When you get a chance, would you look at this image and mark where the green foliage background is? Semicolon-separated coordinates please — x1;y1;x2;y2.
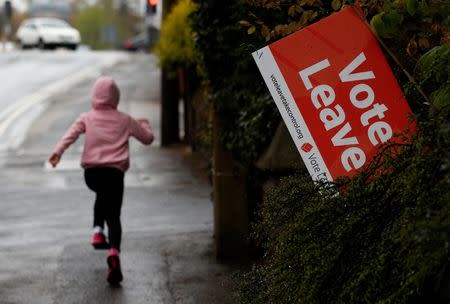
153;0;197;72
72;5;114;49
71;2;137;50
191;0;281;163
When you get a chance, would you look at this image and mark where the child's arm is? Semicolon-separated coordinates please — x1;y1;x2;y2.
129;117;154;145
48;114;86;167
48;153;61;167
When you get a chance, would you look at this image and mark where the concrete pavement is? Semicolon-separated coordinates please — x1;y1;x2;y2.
0;53;237;304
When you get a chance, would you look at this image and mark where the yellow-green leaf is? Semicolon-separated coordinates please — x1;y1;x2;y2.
331;0;341;11
274;24;284;35
295;5;304;14
418;37;430;49
370;13;385;37
305;0;321;6
406;38;418;57
369;12;403;38
248;25;256;34
300;10;317;26
288;5;296;17
405;0;418;16
299;0;308;6
310;11;318;21
288;21;299;34
239;20;250;26
299;11;309;25
262;25;271;41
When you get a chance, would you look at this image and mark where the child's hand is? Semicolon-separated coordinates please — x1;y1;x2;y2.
48;153;61;168
136;118;150;125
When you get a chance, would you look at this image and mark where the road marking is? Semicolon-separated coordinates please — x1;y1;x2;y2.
0;53;129;151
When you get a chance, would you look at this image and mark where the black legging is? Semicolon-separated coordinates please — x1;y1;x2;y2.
84;167;124;251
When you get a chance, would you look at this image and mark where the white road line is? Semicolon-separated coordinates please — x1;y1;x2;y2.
0;65;98;137
0;53;129;150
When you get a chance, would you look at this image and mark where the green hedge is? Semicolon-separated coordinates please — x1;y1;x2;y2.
236;126;449;303
191;0;281;163
190;0;450;302
235;41;450;304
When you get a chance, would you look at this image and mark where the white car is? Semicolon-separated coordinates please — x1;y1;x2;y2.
16;18;81;50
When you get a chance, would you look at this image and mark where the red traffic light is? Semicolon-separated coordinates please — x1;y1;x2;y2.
146;0;157;14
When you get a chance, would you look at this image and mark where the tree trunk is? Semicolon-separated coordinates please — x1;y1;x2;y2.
161;67;180;145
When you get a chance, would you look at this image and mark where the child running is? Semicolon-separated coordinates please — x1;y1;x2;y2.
48;76;154;285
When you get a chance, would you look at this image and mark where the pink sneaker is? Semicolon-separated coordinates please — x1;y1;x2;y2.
106;249;123;285
91;232;110;250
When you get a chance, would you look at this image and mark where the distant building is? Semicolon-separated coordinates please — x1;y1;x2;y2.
29;0;71;21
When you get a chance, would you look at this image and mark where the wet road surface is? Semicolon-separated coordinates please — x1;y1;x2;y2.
0;52;236;304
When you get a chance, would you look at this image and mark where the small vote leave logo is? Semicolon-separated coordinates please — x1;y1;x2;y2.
301;143;313;153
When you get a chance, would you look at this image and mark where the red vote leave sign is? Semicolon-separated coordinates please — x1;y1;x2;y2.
252;7;414;182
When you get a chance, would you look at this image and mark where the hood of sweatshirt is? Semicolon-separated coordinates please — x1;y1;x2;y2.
88;77;126;144
91;76;120;110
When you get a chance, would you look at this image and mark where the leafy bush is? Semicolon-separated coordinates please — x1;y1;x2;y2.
236;125;449;303
227;0;450;303
190;0;449;301
236;40;449;303
191;0;345;163
154;0;197;73
415;43;450;110
191;0;281;163
235;40;450;300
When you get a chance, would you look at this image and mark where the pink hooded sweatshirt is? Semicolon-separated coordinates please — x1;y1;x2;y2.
53;76;154;172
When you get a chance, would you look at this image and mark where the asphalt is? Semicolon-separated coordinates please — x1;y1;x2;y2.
0;53;237;304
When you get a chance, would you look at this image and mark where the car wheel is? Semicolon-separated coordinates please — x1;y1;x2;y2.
68;44;78;51
17;40;26;50
38;38;46;50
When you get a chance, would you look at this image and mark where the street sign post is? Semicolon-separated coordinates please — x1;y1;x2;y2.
253;7;414;182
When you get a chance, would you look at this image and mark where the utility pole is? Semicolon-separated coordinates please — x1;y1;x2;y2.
145;0;158;46
2;1;12;52
119;0;129;16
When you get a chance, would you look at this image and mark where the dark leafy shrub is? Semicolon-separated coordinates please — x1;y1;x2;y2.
235;42;450;303
191;0;281;163
236;116;449;303
190;0;450;301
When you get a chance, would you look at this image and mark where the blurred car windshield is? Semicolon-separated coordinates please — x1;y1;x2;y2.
40;19;70;28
